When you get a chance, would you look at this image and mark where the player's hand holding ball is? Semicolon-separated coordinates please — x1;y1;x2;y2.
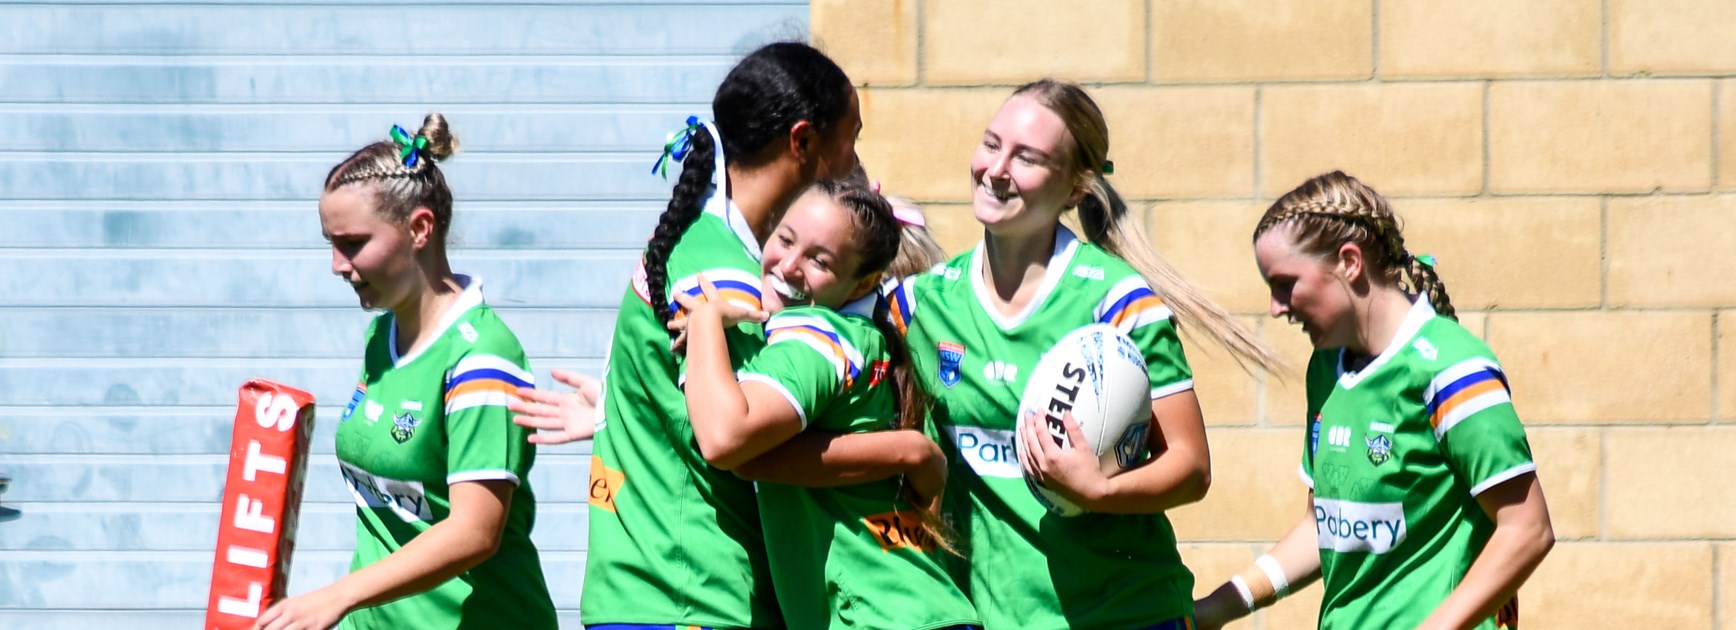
1018;410;1111;510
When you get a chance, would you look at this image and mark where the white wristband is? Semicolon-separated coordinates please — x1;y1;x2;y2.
1256;554;1290;596
1229;575;1256;609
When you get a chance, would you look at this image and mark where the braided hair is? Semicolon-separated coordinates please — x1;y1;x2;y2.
1253;171;1456;320
325;113;459;242
642;42;853;329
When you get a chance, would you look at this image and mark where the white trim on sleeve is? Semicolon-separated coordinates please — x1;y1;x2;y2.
448;470;522;486
738;373;808;428
1150;379;1195;400
1469;462;1536;497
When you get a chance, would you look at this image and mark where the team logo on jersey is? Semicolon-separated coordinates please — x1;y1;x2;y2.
390;412;420;443
459;322;479;343
341;384;366;423
365;400;384;422
1365;434;1394;467
1071;265;1105;280
937;342;966;388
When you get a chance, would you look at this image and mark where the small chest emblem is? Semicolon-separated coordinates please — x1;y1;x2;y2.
1366;434;1394;467
365;400;384;422
341;384;366;423
391;412;420;443
937;342;966;388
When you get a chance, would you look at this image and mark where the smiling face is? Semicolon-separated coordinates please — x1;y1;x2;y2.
969;94;1085;238
320;185;421;313
1254;226;1358;349
760;188;877;314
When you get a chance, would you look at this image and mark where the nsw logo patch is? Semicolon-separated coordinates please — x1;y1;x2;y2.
937;342;966;388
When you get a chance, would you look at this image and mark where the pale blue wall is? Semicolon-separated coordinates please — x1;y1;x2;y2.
0;2;807;626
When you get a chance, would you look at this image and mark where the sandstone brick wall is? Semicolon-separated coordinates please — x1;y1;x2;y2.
813;1;1734;627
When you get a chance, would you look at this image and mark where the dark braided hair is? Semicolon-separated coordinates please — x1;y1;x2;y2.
324;113;459;242
643;42;853;329
1253;170;1457;320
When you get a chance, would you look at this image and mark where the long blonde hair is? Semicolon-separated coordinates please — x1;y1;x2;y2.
1253;171;1456;320
1012;79;1283;372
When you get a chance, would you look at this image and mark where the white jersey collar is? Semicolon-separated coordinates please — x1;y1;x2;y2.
1336;296;1436;389
969;224;1081;332
389;274;484;368
839;292;877;319
696;120;761;263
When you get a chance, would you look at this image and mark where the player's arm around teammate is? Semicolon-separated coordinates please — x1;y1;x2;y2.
258;115;555;630
1193;171;1553;630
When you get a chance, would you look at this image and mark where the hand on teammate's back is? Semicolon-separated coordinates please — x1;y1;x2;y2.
510;369;602;444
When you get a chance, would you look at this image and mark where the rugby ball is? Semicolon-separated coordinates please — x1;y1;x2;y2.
1014;324;1152;516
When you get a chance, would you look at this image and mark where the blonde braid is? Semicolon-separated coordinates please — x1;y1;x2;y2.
1255;171;1457;321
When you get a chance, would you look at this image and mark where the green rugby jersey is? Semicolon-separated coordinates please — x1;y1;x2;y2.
582;186;780;628
334;276;556;630
740;297;979;630
1301;298;1532;630
889;226;1196;629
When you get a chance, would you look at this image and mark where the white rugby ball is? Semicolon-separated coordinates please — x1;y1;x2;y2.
1014;323;1152;516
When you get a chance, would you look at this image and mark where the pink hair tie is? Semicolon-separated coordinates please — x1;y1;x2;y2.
892;205;926;227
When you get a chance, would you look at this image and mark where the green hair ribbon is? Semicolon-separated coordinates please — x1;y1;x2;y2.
651;115;704;180
1414;253;1437;269
389;124;429;168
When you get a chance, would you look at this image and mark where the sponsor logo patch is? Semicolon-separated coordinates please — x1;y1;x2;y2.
589;455;626;512
947;426;1019;478
340;462;432;522
1314;497;1407;554
862;510;935;552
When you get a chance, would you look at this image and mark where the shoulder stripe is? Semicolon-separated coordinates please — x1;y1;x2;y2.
451;355;534;387
881;276;917;336
446;354;532;414
1425;358;1507;407
1426;358;1512;439
766;318;864;388
670;269;764;317
1095;277;1172;332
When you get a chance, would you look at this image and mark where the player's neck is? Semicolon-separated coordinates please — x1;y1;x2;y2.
1349;287;1416;360
391;266;462;356
726;162;801;246
980;223;1058;314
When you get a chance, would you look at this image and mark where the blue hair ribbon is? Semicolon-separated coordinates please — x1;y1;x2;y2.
389;124;428;168
651;115;704;179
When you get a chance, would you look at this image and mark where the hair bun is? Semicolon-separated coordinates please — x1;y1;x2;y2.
417;113;460;162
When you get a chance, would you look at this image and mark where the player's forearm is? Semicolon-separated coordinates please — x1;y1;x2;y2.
324;508;505;613
682;310;753;467
1197;510;1323;625
1083;442;1209;513
734;429;938;486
